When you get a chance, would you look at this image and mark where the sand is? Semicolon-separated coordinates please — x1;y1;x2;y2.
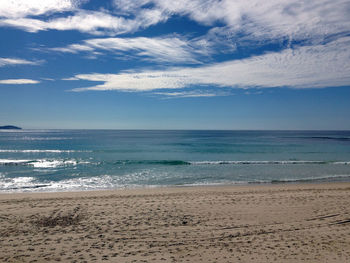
0;183;350;262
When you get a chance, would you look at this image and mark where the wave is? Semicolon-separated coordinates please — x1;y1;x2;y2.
0;159;89;168
110;160;191;166
310;136;350;141
0;176;50;191
189;160;350;165
179;174;350;187
102;160;350;166
31;159;78;168
0;149;90;153
269;174;350;183
288;136;350;141
1;159;349;169
0;159;31;165
3;173;350;193
8;137;73;141
0;175;123;192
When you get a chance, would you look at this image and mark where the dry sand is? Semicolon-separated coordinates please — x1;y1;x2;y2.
0;183;350;262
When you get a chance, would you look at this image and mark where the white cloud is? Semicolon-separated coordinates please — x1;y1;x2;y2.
0;8;168;35
0;18;46;33
1;0;349;45
0;0;80;18
1;0;349;94
0;79;40;84
0;57;41;67
68;37;350;92
113;0;350;46
153;0;350;43
154;90;229;98
45;11;136;34
49;36;208;64
62;77;80;81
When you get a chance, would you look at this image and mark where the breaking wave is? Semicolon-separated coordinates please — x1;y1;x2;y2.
1;159;349;168
2;173;350;193
0;159;89;168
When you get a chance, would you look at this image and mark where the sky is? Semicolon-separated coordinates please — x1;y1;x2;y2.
0;0;350;129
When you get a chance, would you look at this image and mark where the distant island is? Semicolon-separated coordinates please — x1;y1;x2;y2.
0;125;22;130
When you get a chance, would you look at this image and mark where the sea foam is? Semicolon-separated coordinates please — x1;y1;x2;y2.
0;159;88;168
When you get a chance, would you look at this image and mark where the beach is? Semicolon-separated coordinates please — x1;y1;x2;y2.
1;183;350;262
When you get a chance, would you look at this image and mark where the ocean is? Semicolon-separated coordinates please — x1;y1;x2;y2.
1;129;350;192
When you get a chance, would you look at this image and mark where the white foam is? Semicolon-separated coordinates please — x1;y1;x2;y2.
31;159;78;168
13;177;34;183
0;174;113;192
49;175;115;191
0;158;88;168
37;170;154;192
0;176;36;190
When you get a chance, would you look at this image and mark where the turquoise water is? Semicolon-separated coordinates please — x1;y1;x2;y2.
1;130;350;192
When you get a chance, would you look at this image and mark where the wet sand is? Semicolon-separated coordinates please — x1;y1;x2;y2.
1;183;350;262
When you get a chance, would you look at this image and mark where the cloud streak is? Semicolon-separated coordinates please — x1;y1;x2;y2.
49;36;209;64
1;0;349;44
0;8;168;36
0;79;40;84
113;0;350;43
68;37;350;92
0;57;41;67
154;90;230;98
2;0;350;96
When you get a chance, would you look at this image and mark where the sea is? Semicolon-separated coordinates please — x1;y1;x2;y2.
1;129;350;192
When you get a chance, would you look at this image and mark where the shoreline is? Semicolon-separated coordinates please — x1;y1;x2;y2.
1;182;350;262
0;180;349;197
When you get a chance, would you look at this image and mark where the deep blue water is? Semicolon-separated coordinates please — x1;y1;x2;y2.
1;130;350;192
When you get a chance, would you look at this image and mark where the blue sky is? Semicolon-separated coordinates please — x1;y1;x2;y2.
0;0;350;129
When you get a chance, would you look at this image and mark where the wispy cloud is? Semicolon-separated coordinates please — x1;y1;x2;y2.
49;36;209;64
1;0;349;45
2;0;350;96
40;77;55;81
154;90;231;98
0;8;168;35
114;0;350;43
0;79;40;84
197;1;347;42
0;57;42;67
68;37;350;92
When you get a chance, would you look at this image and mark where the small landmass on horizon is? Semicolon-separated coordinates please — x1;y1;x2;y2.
0;125;22;130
